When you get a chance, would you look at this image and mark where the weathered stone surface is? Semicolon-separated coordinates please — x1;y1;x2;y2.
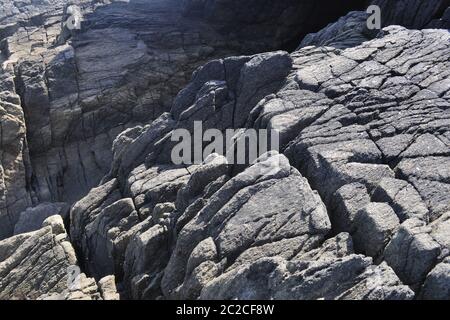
395;156;450;221
70;178;121;250
13;202;68;235
300;0;450;51
81;198;139;280
98;275;120;300
42;215;67;236
66;25;448;300
256;26;449;296
123;223;169;299
372;178;429;222
329;182;371;233
0;218;106;300
420;257;450;300
161;152;331;299
373;0;450;29
352;203;400;258
0;0;449;300
0;0;366;235
38;273;101;301
0;68;32;240
299;11;374;50
430;212;450;259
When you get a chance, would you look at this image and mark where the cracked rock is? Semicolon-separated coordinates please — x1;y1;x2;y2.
0;0;448;300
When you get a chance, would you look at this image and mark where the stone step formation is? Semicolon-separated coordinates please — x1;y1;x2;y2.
0;0;449;300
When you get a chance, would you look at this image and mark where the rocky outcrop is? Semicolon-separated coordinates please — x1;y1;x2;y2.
0;67;32;240
300;0;450;50
373;0;450;28
71;151;412;300
0;0;449;300
264;26;450;298
0;214;118;299
200;233;413;300
160;152;331;299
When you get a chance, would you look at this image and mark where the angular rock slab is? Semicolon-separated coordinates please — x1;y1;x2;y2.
420;257;450;300
0;217;109;300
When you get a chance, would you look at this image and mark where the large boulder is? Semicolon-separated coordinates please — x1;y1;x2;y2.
1;0;449;301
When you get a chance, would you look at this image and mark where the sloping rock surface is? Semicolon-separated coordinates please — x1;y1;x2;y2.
0;0;449;300
69;25;449;299
0;0;366;241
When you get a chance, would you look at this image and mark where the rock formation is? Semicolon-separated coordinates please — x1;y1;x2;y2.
0;0;364;240
0;0;449;300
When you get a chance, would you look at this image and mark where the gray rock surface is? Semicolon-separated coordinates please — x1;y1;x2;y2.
299;11;375;50
13;202;68;235
0;217;115;299
200;233;413;300
0;0;449;300
352;203;400;258
373;0;450;28
384;218;441;288
300;0;450;50
420;257;450;300
161;152;331;299
98;275;120;300
0;67;32;240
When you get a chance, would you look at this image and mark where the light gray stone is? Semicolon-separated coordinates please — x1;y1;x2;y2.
384;219;441;287
352;203;400;258
420;258;450;300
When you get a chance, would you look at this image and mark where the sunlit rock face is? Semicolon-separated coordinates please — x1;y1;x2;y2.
0;0;449;300
0;0;365;233
69;25;449;300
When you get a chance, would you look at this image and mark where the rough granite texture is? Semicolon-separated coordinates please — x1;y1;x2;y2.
0;0;449;300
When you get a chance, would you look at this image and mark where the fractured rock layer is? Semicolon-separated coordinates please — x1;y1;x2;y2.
69;24;449;299
0;0;449;300
0;0;366;240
